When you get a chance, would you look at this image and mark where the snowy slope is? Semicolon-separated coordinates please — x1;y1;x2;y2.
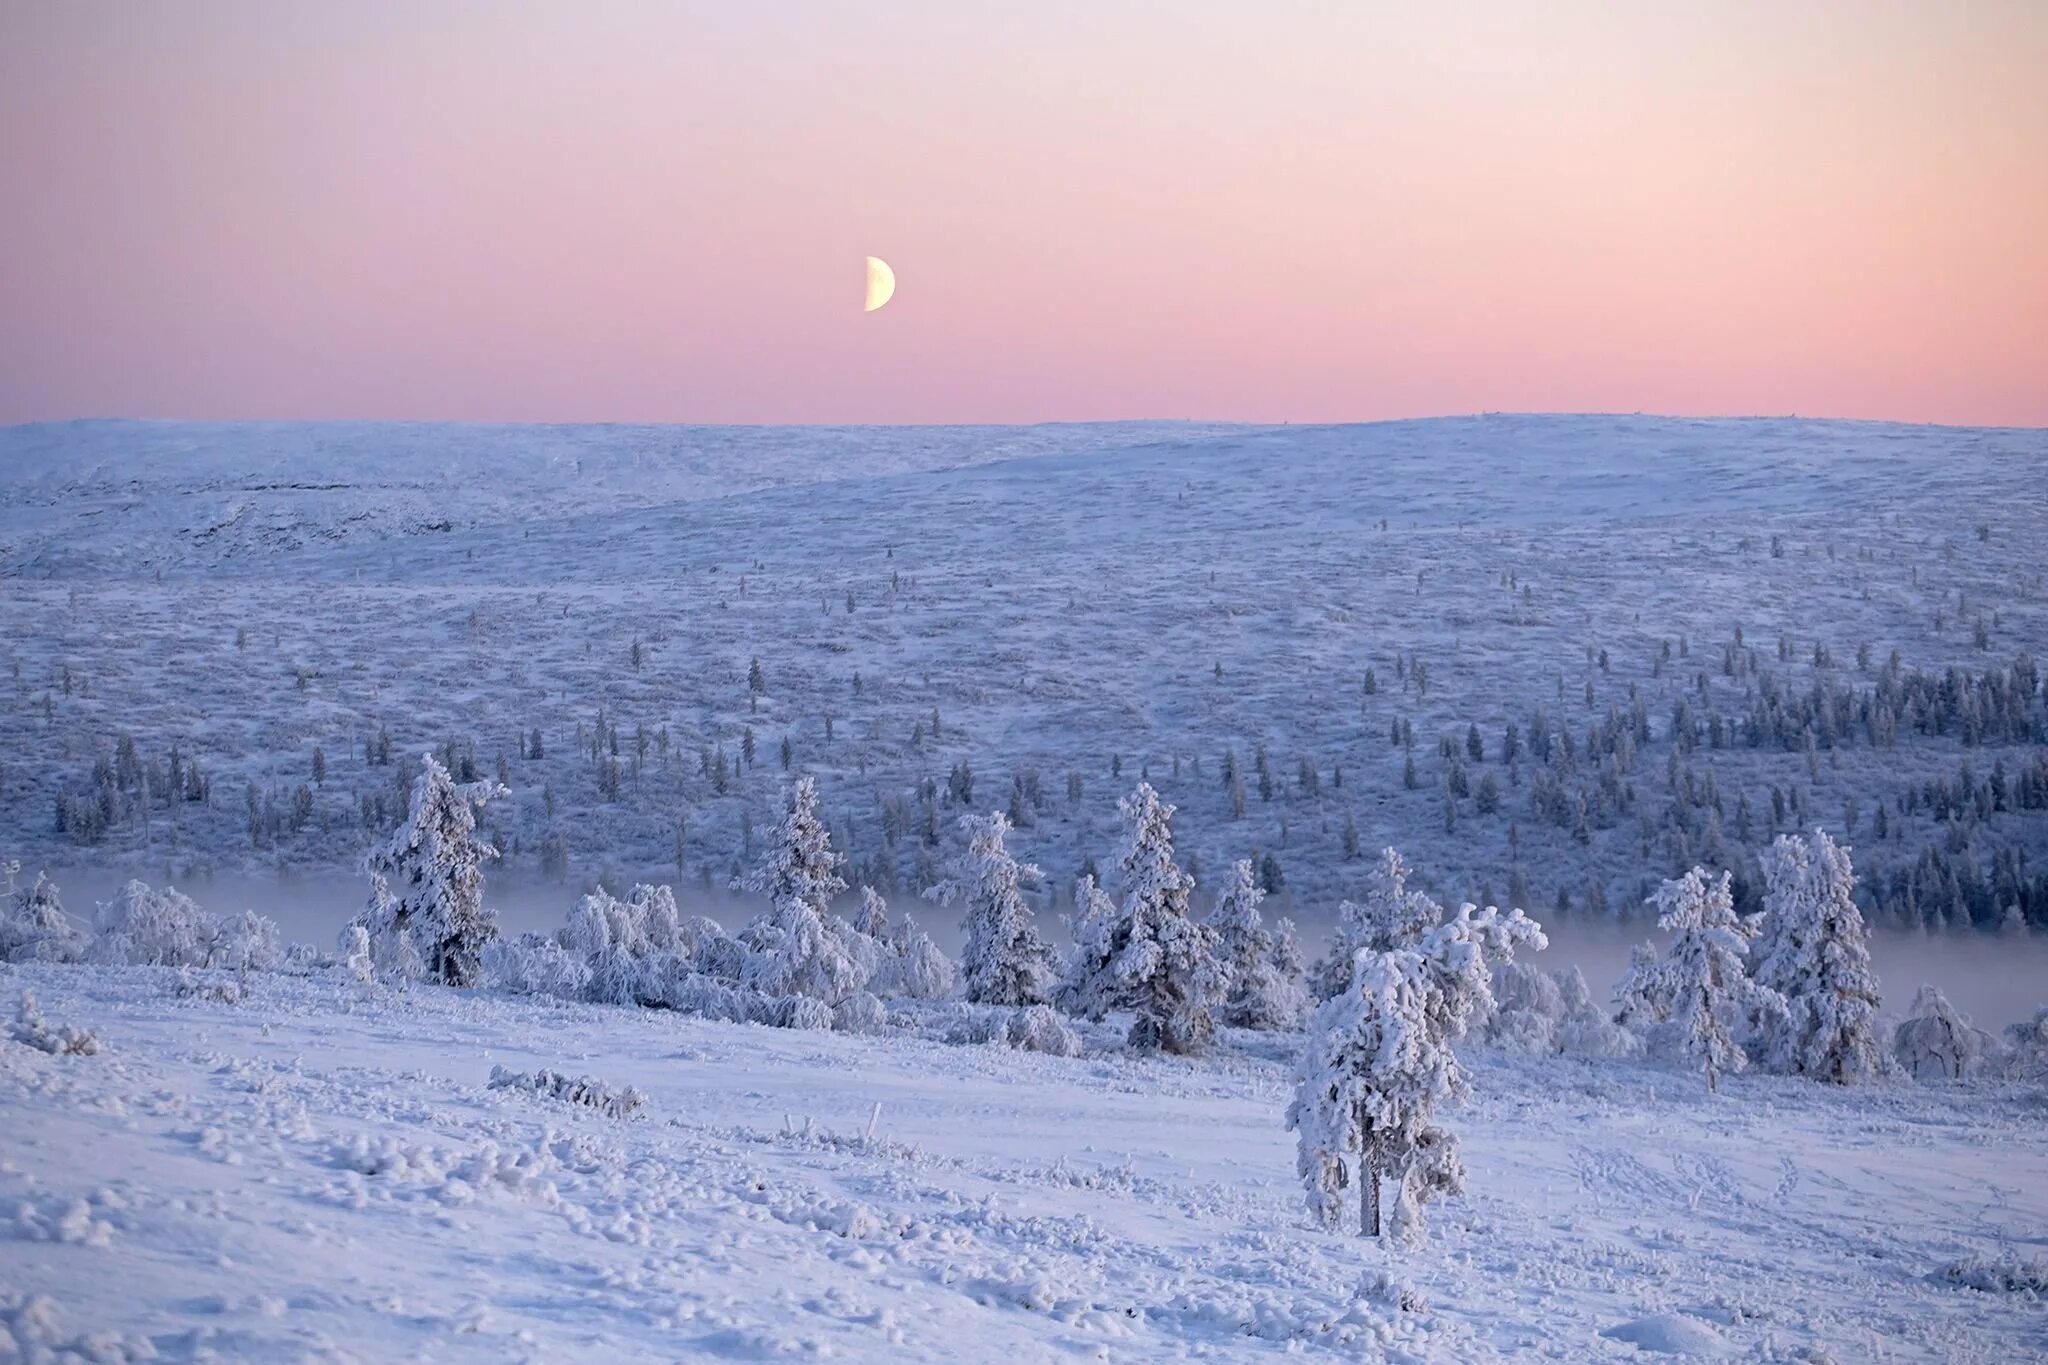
4;414;2045;937
4;959;2045;1361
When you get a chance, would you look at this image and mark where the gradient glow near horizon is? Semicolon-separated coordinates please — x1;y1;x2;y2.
2;2;2044;427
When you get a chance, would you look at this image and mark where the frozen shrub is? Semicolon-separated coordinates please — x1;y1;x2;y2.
1;871;86;965
891;915;959;1000
2001;1006;2048;1081
487;1065;645;1119
1892;985;1997;1082
482;932;591;999
90;879;278;971
1006;1003;1082;1057
10;990;101;1056
832;990;888;1034
775;995;836;1032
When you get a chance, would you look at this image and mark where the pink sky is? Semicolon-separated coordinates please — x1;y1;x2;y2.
2;1;2044;426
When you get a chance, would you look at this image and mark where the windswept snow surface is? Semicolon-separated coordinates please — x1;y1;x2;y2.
4;961;2045;1361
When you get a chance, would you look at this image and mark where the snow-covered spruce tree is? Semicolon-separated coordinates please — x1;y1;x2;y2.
926;810;1057;1007
354;754;506;988
1753;829;1885;1083
1289;898;1545;1240
1;870;85;964
1062;784;1224;1053
1312;847;1442;1000
1057;872;1119;1014
1892;985;1997;1082
735;777;870;1006
1647;867;1778;1092
1206;858;1308;1030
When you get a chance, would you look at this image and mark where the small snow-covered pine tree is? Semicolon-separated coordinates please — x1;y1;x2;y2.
1207;858;1308;1030
1648;867;1771;1092
1290;897;1545;1241
355;753;506;987
1313;848;1441;999
926;810;1056;1007
1063;784;1223;1053
736;777;870;1005
1753;829;1885;1083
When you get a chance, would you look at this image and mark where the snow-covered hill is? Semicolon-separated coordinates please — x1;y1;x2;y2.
4;960;2044;1361
2;413;2045;940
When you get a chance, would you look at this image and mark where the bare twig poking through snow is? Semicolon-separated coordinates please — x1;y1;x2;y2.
487;1065;645;1119
9;990;102;1056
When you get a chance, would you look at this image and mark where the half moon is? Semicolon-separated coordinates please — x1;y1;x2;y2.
864;256;896;312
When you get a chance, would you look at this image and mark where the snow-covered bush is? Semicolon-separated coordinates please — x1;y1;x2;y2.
1488;962;1641;1057
481;930;591;998
935;1001;1082;1056
354;753;506;988
1892;985;1998;1082
1006;1003;1082;1056
1754;830;1885;1083
89;879;280;971
487;1065;645;1119
1060;784;1223;1054
1313;848;1441;1000
832;990;888;1034
2007;1006;2048;1081
855;888;957;1001
775;995;836;1032
9;990;101;1056
0;870;86;965
928;810;1057;1007
1207;859;1308;1031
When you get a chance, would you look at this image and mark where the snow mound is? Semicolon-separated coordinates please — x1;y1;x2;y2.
1600;1312;1730;1355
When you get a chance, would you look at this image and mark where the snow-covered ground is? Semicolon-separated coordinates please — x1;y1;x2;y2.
4;959;2044;1361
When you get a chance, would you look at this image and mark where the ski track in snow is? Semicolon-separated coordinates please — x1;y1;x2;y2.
4;962;2045;1362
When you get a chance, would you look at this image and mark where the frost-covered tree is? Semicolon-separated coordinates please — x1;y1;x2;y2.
1753;830;1885;1083
1;869;85;964
1206;859;1308;1030
736;777;870;1005
1892;985;1997;1081
1289;950;1454;1239
1313;848;1442;1000
1062;784;1223;1053
92;879;279;972
1647;868;1771;1092
927;810;1056;1007
1289;896;1544;1241
354;753;506;987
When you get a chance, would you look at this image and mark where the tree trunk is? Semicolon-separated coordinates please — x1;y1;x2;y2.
1358;1107;1380;1238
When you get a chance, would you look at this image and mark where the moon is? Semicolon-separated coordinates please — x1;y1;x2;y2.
864;256;896;313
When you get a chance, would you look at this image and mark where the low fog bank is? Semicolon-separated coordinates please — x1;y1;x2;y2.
32;868;2048;1034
